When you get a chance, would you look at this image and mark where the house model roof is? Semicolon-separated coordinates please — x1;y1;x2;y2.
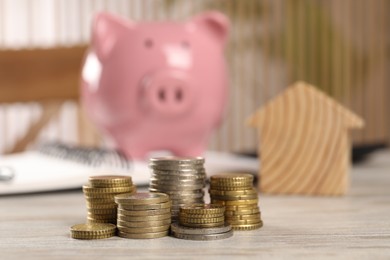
247;81;364;129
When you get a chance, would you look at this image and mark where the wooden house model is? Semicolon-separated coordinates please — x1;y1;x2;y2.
247;81;364;196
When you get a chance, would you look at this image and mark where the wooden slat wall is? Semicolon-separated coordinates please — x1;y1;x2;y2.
0;0;388;154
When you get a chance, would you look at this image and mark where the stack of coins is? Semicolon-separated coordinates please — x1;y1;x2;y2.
115;192;171;239
70;223;116;240
83;175;136;224
209;173;263;231
171;204;233;240
149;157;206;221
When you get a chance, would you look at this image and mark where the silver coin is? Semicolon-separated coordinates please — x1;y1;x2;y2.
150;178;205;185
118;200;172;210
151;175;206;182
150;167;205;173
170;195;204;200
151;166;206;172
150;156;205;165
171;204;205;212
170;223;232;235
170;201;205;207
150;182;204;189
151;169;206;175
170;198;204;204
152;175;206;181
150;164;205;169
118;208;171;216
153;172;205;177
150;162;205;169
168;193;204;200
114;192;169;205
149;188;204;195
171;229;233;241
149;183;204;191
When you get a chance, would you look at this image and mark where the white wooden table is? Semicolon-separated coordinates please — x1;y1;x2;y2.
1;151;390;259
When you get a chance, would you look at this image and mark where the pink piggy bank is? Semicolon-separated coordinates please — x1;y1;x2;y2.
81;12;230;159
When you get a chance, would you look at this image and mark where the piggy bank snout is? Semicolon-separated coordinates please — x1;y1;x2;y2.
142;71;195;117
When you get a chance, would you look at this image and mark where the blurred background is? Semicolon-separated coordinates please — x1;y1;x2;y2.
0;0;389;156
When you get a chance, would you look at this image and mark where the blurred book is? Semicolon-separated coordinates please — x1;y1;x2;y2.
0;142;259;195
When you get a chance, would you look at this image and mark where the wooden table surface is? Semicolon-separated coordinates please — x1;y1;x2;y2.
1;151;390;259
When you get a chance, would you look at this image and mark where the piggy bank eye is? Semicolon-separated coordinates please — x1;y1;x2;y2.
181;41;190;49
144;39;153;48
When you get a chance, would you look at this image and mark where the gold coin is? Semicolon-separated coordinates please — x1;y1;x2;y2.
209;188;257;196
179;222;225;228
179;204;225;215
117;225;170;234
90;182;132;188
88;208;117;215
179;212;224;219
71;232;115;240
118;230;168;239
119;200;172;211
226;218;260;225
210;173;253;182
85;197;115;203
210;194;258;201
115;192;169;205
231;221;263;231
211;199;258;206
118;208;170;216
70;223;116;234
87;218;116;224
89;175;133;187
71;230;115;236
179;216;224;224
87;213;116;220
223;204;259;211
210;173;254;183
86;203;117;209
83;185;135;194
117;219;171;228
225;213;261;221
84;193;120;199
210;182;253;188
209;185;253;191
71;230;115;237
225;208;260;216
118;213;171;222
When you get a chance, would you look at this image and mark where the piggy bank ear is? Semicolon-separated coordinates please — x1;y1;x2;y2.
92;12;133;60
189;11;230;45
